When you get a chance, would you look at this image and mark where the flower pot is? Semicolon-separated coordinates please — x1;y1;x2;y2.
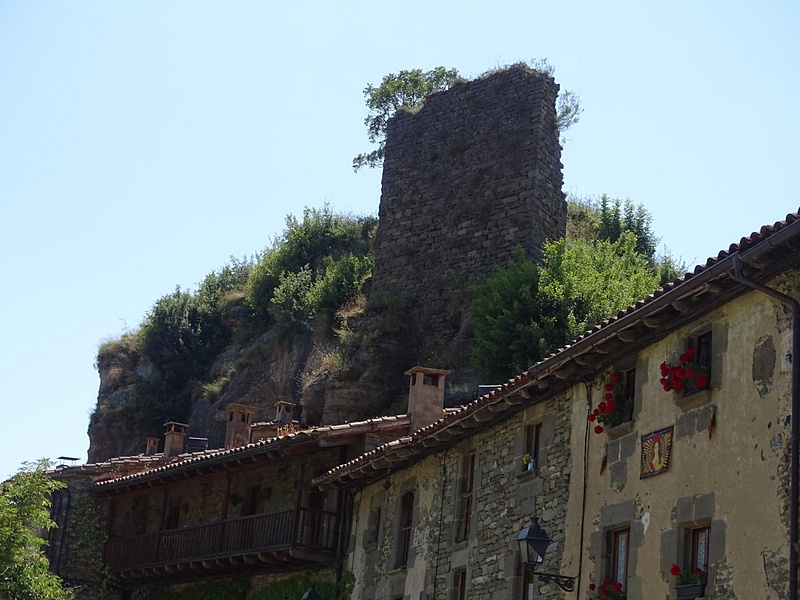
675;582;705;599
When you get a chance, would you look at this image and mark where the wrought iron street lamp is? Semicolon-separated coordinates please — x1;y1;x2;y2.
516;517;576;592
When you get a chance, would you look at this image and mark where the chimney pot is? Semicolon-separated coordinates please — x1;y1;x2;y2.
274;400;295;425
224;404;257;448
163;422;188;457
145;437;159;456
404;366;449;432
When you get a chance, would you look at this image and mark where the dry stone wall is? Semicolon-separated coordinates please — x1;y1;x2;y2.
371;66;566;352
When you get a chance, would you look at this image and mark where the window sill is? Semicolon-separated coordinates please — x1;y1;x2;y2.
606;420;634;440
388;567;408;578
674;388;711;412
516;467;540;481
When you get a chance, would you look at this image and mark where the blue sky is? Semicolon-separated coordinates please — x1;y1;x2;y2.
1;1;798;479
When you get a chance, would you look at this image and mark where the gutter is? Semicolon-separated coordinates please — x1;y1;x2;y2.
732;250;800;600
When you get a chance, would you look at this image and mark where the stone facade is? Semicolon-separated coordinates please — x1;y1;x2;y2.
371;66;566;355
567;278;797;599
319;213;800;600
347;393;572;600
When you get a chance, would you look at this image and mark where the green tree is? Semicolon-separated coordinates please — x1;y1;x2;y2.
469;233;660;381
568;194;685;283
0;460;72;600
248;206;376;320
353;67;460;171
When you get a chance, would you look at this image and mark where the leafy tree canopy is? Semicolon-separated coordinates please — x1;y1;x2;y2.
353;67;460;171
0;460;72;600
469;232;661;382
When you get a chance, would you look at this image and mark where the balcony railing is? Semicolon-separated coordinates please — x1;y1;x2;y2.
105;507;338;573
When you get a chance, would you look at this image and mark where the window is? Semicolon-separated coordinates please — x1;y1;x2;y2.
455;453;475;542
687;331;712;390
523;423;542;471
609;527;629;591
369;506;382;544
163;495;182;530
689;526;710;572
609;367;636;427
522;567;535;600
453;568;467;600
242;485;261;516
396;491;415;568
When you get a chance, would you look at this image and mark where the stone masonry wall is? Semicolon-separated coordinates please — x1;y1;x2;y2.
371;66;566;354
347;392;573;600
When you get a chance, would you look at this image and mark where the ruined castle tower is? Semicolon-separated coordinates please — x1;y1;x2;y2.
370;66;567;358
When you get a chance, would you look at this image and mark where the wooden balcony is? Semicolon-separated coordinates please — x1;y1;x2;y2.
105;507;339;581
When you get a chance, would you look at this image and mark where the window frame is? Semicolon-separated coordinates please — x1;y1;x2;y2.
521;566;535;600
688;525;710;573
395;490;415;569
523;423;542;472
609;527;630;591
453;568;467;600
455;453;476;542
686;330;712;393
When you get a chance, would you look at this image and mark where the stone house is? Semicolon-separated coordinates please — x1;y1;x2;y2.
315;209;800;600
49;394;446;597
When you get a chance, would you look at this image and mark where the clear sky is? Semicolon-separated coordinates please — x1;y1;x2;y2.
1;1;798;480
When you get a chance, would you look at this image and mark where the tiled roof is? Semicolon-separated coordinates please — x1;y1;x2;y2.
93;414;412;492
313;208;800;489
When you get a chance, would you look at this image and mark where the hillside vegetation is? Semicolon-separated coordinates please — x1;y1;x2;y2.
91;197;681;459
92;206;377;448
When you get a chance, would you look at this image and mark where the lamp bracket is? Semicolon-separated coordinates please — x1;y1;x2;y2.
537;572;576;592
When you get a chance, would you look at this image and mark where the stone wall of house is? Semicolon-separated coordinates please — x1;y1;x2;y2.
564;276;797;599
347;392;573;600
370;66;566;359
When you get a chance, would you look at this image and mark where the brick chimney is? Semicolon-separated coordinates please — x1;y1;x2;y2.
145;437;159;456
225;403;257;449
405;366;449;432
163;422;188;457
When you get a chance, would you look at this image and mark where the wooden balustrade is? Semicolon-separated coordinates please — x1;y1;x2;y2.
105;507;338;572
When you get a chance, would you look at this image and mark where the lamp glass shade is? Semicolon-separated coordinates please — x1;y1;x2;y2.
516;517;551;569
300;587;323;600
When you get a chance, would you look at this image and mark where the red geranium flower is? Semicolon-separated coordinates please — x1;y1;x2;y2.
588;412;597;422
611;372;620;382
670;563;682;577
594;425;604;434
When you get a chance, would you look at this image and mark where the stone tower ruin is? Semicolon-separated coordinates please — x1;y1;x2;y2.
370;66;567;358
